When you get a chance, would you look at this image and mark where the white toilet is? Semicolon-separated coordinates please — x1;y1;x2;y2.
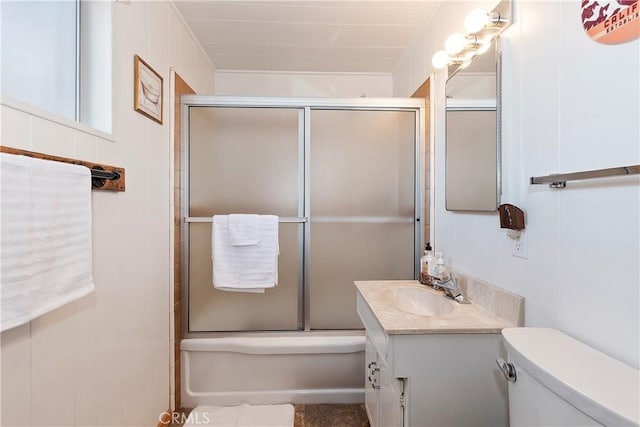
501;327;639;426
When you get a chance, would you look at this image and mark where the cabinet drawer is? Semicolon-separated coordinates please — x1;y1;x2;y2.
357;294;388;361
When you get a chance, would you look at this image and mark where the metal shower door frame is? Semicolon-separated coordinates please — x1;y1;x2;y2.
181;96;425;338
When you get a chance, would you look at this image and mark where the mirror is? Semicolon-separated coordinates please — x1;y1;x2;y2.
445;38;501;212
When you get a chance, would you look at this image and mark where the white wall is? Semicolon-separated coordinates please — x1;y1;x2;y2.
0;2;215;426
394;0;640;368
215;70;393;97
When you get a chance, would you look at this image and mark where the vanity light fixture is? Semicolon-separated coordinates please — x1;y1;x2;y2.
432;50;454;69
465;8;510;34
445;33;493;55
432;0;512;70
464;9;491;33
431;51;470;70
444;33;469;55
432;48;479;70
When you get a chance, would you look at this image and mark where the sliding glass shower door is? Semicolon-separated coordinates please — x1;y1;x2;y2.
309;110;416;329
183;99;422;334
188;107;302;331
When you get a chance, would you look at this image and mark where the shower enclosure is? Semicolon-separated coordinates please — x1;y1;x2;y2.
181;97;425;336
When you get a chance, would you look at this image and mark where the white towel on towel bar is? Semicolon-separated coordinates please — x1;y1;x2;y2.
228;214;260;246
212;215;279;293
0;153;95;332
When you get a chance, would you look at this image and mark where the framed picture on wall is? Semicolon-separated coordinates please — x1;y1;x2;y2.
134;55;163;124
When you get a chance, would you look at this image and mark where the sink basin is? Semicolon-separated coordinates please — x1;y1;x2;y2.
384;287;454;317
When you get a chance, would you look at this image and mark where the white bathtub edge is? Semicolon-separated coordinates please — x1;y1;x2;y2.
182;388;365;407
181;335;366;407
181;335;366;354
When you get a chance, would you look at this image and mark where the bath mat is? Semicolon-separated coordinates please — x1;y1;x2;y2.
184;404;294;427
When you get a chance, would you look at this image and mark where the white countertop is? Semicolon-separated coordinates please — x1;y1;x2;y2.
355;280;519;334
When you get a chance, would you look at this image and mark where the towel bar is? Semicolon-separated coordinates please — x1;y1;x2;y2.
186;217;307;223
530;164;639;188
185;216;415;224
90;166;121;188
0;146;126;191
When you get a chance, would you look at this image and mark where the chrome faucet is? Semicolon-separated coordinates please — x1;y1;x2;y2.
433;272;470;304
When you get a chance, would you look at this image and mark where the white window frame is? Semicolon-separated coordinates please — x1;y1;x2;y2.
0;0;113;139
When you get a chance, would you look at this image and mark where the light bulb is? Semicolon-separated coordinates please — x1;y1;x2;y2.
445;33;467;55
431;50;451;69
464;8;489;33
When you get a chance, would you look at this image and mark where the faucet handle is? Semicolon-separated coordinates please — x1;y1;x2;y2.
432;266;452;283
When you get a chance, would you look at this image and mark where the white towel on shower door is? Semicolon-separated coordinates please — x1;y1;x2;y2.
212;215;279;293
0;153;95;332
228;214;260;246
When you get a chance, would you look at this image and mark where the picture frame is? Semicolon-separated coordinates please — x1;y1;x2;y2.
134;55;163;124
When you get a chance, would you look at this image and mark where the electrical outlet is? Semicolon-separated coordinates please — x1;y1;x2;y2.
511;232;528;259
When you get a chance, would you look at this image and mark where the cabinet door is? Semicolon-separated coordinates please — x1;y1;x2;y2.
364;336;378;426
377;361;404;427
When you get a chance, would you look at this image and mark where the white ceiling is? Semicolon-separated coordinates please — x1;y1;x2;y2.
174;1;442;73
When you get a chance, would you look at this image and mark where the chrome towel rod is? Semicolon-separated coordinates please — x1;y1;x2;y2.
530;164;640;188
185;217;307;223
185;216;414;224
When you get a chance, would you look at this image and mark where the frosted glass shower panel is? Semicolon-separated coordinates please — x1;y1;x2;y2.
189;107;300;217
310;110;416;217
310;223;414;329
189;223;300;331
188;107;301;331
309;109;416;329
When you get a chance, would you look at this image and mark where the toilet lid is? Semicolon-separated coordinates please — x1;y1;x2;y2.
502;327;639;426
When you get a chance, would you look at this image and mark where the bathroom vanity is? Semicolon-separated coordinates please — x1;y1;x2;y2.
355;279;523;427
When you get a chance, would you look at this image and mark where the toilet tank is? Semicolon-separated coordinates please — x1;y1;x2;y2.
502;328;639;427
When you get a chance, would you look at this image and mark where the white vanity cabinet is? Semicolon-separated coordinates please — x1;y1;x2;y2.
365;336;405;427
357;291;510;427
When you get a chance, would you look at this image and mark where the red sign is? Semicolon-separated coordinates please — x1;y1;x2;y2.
582;0;640;44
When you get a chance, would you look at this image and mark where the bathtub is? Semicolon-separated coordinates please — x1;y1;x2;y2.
181;334;365;407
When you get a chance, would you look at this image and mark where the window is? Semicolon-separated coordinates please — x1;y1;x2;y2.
1;0;112;134
1;1;78;120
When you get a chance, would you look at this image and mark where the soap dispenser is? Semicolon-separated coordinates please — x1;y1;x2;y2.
419;243;433;285
432;252;446;282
